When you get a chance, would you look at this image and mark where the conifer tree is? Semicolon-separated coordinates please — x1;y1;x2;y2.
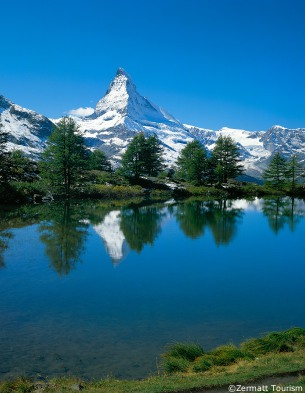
40;117;88;195
120;133;164;179
263;152;287;190
0;125;10;185
285;154;304;192
120;133;147;179
176;140;207;184
87;150;112;172
211;135;244;183
8;150;38;182
144;134;164;176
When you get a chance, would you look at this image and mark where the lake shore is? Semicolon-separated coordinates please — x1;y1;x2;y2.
1;351;304;393
1;178;305;205
1;329;305;393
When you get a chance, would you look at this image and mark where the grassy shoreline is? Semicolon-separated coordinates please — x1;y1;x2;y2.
1;352;304;393
1;175;305;204
1;329;305;393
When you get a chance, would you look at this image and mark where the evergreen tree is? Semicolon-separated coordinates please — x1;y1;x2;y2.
0;125;10;185
285;154;304;192
8;150;38;182
176;140;207;184
144;134;164;176
263;152;287;190
40;117;88;195
211;135;244;183
120;133;146;179
87;150;112;172
120;133;164;179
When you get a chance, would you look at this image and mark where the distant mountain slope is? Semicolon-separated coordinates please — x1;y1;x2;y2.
0;95;54;157
186;124;305;178
72;69;305;177
2;69;305;179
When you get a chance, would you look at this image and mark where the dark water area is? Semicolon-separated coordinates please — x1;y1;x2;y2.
0;197;304;380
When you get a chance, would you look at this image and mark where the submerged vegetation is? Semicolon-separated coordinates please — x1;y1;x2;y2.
0;328;305;393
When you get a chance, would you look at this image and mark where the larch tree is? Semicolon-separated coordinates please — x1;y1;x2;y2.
120;132;164;179
263;152;287;190
87;150;112;172
144;134;164;176
211;135;244;183
0;125;10;185
285;154;304;192
176;140;207;185
40;117;88;196
120;133;147;179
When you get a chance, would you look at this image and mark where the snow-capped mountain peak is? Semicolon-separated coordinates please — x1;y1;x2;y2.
2;69;305;179
94;67;136;117
75;68;194;162
0;95;12;111
93;67;182;127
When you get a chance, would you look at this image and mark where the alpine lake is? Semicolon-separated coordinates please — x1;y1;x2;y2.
0;197;304;380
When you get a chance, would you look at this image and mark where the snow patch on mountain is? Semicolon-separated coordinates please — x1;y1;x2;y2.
74;68;194;163
2;68;305;179
0;95;54;157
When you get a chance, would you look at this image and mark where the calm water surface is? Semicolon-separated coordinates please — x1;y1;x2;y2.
0;198;304;380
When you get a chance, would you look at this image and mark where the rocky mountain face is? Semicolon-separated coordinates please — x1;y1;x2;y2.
0;95;54;158
74;68;194;163
1;69;305;178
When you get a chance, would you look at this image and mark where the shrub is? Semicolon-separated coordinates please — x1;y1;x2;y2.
209;345;246;366
162;356;191;374
186;185;228;198
163;342;204;361
193;355;213;372
241;328;305;356
80;184;145;199
149;189;172;200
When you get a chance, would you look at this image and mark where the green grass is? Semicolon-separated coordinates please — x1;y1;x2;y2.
241;327;305;356
1;351;305;393
162;328;305;375
186;185;228;197
163;342;205;361
1;328;305;393
80;184;145;199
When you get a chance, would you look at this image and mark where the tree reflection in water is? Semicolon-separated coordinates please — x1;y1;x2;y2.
0;230;12;268
0;197;304;272
262;197;305;234
175;199;244;245
120;204;165;252
39;202;89;275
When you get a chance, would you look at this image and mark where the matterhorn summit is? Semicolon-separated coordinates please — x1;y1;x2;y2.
2;68;305;179
76;68;194;162
94;68;181;126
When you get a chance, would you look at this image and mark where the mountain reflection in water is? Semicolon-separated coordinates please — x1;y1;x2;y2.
0;197;305;272
1;197;305;380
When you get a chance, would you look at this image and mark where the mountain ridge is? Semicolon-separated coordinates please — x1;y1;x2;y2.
0;94;54;158
1;69;305;178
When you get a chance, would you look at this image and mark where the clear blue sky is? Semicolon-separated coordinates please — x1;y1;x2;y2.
1;0;305;130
